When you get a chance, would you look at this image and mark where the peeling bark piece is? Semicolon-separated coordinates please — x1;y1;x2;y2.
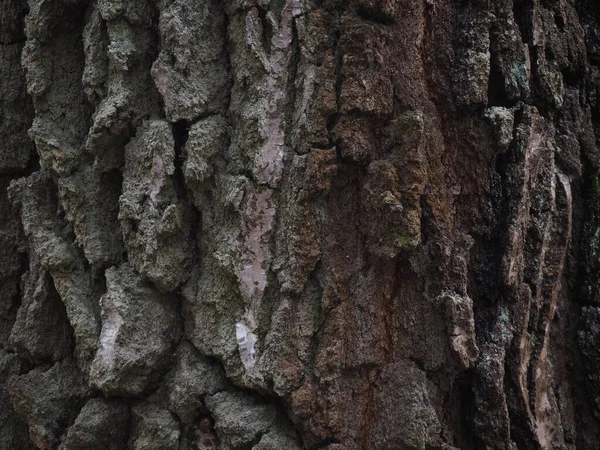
59;399;129;450
442;291;478;370
8;359;90;450
129;403;180;450
501;106;556;289
90;263;181;396
152;0;230;121
484;107;515;152
119;120;192;292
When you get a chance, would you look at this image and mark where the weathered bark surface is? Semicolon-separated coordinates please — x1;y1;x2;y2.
2;0;600;449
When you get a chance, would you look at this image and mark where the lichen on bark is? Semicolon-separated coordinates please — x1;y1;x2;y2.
2;0;600;449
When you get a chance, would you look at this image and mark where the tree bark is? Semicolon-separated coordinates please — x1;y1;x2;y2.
2;0;600;449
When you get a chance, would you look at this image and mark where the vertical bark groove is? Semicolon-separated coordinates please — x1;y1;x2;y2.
2;0;600;449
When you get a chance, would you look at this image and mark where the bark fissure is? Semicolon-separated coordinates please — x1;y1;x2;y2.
3;0;600;449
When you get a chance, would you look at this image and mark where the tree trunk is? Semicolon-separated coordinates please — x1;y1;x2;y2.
2;0;600;448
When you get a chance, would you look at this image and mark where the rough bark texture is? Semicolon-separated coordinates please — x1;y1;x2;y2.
2;0;600;449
